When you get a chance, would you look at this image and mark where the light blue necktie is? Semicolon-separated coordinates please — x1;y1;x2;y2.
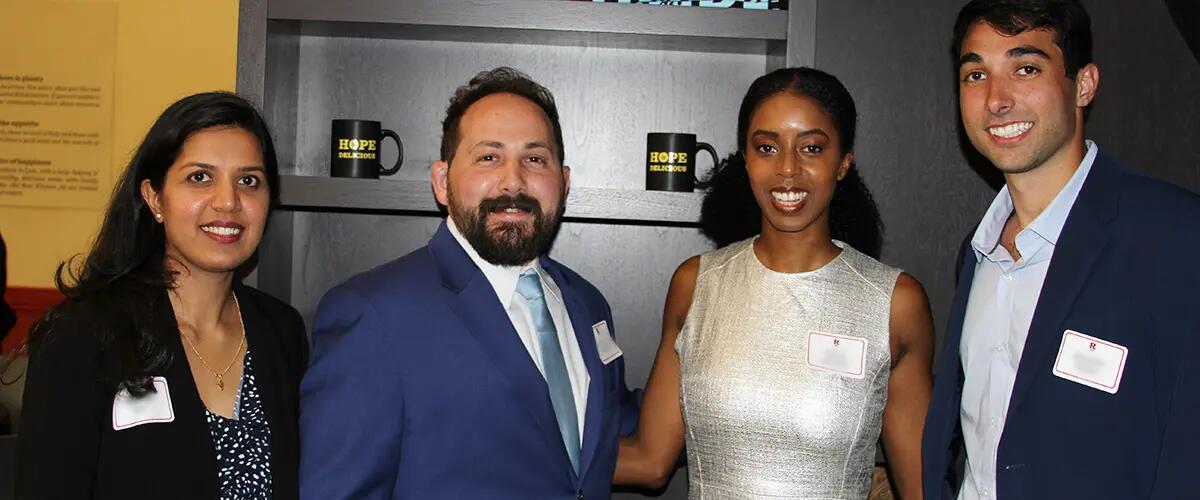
516;269;581;474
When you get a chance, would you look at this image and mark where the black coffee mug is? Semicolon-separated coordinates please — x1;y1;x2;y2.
330;119;404;178
646;132;718;192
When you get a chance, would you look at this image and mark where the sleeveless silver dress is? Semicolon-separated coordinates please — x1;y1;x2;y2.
675;238;900;499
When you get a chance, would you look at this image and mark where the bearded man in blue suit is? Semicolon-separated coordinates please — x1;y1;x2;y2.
300;67;640;500
923;1;1200;499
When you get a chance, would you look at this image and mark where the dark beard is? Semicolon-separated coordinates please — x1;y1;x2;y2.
450;191;565;267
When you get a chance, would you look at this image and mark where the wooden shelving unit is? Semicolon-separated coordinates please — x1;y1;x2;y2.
279;174;706;223
236;0;815;294
238;3;816;496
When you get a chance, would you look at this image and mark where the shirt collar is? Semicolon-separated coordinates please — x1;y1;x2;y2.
446;217;560;306
971;140;1099;262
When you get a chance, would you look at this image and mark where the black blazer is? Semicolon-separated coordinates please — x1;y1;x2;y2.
17;284;308;500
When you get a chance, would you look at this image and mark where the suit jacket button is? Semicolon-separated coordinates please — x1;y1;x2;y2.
577;492;584;500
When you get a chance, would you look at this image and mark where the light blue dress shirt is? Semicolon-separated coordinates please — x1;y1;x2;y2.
958;141;1098;500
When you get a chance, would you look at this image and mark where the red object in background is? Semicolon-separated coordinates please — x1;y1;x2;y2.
1;287;64;355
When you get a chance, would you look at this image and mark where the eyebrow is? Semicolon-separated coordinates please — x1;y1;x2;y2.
959;45;1051;66
1008;45;1050;59
751;129;830;140
472;140;553;150
181;162;265;172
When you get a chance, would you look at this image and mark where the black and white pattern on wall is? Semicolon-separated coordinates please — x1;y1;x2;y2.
583;0;787;10
205;350;273;500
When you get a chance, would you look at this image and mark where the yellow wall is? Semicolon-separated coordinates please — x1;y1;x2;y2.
0;0;239;287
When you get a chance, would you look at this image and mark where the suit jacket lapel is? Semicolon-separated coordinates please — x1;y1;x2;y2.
942;241;978;383
429;223;565;463
542;257;605;481
928;237;977;498
1005;153;1119;419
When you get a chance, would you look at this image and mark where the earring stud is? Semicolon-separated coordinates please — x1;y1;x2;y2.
154;213;163;222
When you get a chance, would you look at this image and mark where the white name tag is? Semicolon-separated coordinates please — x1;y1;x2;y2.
807;331;867;379
1052;329;1128;394
112;376;175;430
592;320;622;365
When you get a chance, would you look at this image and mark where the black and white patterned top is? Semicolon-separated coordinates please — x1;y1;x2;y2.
205;349;273;500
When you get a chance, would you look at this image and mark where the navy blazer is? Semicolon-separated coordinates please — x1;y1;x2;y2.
922;151;1200;499
299;222;640;500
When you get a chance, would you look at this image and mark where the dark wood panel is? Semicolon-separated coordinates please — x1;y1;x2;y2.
236;0;268;106
270;0;788;41
290;20;776;56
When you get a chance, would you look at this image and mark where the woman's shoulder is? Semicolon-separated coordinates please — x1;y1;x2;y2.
234;284;302;323
696;237;756;275
233;282;289;310
234;283;307;346
26;296;109;365
834;241;903;295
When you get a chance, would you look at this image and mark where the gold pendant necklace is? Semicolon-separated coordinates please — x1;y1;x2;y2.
179;293;246;391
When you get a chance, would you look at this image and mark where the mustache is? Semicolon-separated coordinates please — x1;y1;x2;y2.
478;194;541;215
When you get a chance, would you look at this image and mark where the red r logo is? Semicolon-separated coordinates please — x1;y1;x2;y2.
1089;342;1096;351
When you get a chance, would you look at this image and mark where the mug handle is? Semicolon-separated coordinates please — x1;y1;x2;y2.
379;128;404;176
694;141;719;189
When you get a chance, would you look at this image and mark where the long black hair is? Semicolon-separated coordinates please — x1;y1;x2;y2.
700;67;884;258
29;91;279;396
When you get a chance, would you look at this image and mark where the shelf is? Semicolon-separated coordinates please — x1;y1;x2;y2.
278;174;705;224
269;0;788;42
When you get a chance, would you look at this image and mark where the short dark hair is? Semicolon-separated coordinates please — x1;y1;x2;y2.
439;67;564;164
952;0;1094;78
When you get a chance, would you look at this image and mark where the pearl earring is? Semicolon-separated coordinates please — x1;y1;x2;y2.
154;213;163;222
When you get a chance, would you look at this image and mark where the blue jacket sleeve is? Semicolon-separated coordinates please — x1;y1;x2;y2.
299;286;405;500
1149;209;1200;498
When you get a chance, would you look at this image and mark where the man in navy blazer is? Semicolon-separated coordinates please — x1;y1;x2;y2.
299;67;640;499
923;1;1200;499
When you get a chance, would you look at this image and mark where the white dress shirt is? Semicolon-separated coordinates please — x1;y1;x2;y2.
447;218;590;442
958;141;1098;500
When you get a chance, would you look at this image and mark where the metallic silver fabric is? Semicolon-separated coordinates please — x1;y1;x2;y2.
676;238;900;499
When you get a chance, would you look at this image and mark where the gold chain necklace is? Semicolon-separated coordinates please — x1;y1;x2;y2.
179;293;246;391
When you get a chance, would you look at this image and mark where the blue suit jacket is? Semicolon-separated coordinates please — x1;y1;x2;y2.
922;151;1200;499
300;222;640;499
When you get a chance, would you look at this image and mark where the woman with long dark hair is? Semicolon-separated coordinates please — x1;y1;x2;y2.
615;68;933;498
17;92;307;500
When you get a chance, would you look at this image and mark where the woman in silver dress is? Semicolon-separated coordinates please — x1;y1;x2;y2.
615;68;933;499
